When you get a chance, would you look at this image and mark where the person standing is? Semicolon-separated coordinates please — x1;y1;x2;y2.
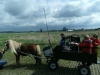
0;49;7;70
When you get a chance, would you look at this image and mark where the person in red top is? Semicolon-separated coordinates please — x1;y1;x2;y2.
78;34;93;54
77;35;93;66
90;33;100;54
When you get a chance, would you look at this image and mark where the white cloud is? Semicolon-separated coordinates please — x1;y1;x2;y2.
0;0;100;31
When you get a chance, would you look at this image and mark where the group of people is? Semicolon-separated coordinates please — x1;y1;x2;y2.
78;34;100;54
0;33;100;70
59;33;100;54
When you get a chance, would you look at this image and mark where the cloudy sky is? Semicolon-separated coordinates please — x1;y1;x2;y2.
0;0;100;31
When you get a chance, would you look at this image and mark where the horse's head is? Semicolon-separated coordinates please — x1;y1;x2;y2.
3;39;21;55
4;40;9;51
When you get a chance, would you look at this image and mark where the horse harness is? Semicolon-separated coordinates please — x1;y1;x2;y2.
16;44;42;59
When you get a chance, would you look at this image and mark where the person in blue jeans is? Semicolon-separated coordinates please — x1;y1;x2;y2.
0;49;7;70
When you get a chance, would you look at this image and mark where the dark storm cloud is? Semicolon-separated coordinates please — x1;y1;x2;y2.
0;25;38;31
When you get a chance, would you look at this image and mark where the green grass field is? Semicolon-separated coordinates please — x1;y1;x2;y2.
0;30;100;75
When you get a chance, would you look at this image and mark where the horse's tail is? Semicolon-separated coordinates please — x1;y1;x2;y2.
36;45;41;55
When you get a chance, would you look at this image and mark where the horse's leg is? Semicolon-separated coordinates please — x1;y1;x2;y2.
15;54;20;65
17;55;20;65
34;55;42;65
37;55;42;64
34;57;38;65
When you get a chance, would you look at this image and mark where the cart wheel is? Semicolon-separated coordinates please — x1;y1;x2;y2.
82;62;91;67
48;61;58;70
78;65;91;75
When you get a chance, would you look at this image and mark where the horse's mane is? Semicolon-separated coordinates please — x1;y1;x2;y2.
8;39;22;55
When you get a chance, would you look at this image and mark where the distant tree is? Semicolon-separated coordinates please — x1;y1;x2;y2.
73;29;75;31
81;28;84;31
63;27;67;31
40;28;42;32
98;28;100;30
29;30;33;32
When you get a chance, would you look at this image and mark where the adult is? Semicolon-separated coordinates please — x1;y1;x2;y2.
0;49;7;70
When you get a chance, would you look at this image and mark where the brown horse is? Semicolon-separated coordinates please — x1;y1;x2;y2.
3;39;42;65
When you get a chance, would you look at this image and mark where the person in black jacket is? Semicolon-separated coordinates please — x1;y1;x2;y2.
59;33;66;46
0;49;7;70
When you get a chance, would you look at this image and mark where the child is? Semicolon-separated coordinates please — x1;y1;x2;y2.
90;33;100;53
59;33;66;46
78;34;93;53
77;35;93;66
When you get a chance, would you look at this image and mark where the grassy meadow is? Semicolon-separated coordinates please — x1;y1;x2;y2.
0;30;100;75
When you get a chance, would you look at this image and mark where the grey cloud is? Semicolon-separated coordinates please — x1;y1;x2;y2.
53;7;76;17
53;4;91;18
17;8;44;19
0;0;100;31
53;0;100;18
4;1;27;16
88;1;100;12
0;25;38;31
0;21;99;31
